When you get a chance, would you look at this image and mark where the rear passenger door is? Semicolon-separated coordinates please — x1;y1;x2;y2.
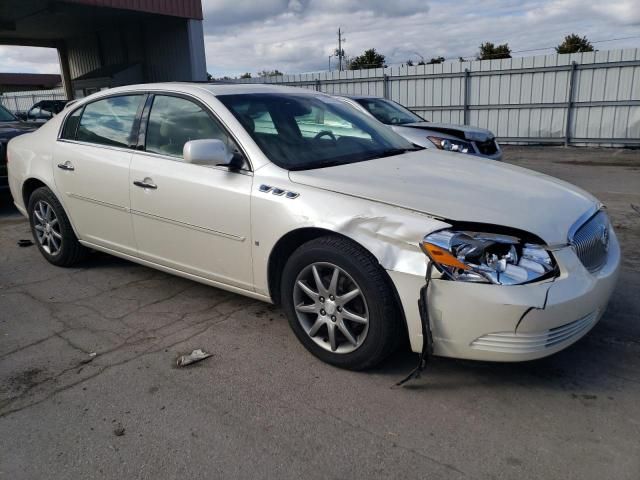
54;94;145;255
129;94;254;290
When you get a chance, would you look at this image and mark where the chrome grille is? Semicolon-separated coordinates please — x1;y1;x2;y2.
570;210;610;273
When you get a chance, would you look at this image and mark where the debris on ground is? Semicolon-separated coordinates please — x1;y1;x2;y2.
176;349;212;367
17;239;34;247
113;424;126;436
631;203;640;216
79;352;97;365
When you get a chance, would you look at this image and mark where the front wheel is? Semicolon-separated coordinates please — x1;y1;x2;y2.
281;235;403;370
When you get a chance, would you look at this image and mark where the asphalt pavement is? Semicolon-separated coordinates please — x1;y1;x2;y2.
1;145;639;479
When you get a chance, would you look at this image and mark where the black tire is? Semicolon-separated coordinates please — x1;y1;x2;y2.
27;186;88;267
281;235;403;370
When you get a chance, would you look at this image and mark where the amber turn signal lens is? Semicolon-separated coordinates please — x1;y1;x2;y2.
421;243;470;271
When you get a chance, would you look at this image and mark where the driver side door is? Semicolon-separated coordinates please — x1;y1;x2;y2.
129;94;254;291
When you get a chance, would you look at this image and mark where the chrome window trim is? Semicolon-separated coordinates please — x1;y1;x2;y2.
57;138;137;155
132;148;253;177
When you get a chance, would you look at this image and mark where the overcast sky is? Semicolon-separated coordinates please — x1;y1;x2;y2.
1;0;639;77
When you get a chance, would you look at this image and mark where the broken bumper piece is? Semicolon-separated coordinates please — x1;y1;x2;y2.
416;231;620;362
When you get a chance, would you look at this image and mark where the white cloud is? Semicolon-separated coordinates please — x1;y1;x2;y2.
0;46;59;74
204;0;640;77
0;1;638;78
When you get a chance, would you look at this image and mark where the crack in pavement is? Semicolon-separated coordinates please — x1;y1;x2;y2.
308;404;467;477
0;304;248;418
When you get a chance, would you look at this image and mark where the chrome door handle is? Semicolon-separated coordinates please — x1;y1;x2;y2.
133;179;157;190
57;162;74;171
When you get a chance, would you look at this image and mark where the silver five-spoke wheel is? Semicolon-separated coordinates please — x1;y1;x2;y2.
293;262;369;354
33;200;62;255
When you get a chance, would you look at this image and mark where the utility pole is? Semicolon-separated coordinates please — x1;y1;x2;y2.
338;28;344;71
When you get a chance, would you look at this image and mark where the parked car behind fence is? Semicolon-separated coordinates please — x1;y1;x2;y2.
335;95;503;160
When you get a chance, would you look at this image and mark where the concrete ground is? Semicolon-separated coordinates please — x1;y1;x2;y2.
1;146;639;479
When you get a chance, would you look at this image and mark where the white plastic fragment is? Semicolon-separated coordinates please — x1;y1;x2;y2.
80;352;98;364
176;349;212;367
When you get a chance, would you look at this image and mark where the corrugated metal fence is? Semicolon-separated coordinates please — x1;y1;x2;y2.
237;48;640;147
0;88;67;115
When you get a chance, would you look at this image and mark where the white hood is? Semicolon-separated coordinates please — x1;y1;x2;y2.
289;150;597;244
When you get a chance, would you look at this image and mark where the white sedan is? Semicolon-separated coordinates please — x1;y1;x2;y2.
7;83;619;370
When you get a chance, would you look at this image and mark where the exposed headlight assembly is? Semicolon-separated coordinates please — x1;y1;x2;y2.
421;230;557;285
427;136;473;154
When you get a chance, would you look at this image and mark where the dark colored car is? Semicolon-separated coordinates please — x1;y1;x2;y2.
19;100;69;124
1;104;36;190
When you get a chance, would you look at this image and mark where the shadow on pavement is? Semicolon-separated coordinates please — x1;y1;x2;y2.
0;191;19;217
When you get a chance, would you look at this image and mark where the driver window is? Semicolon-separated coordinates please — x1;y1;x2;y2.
145;95;237;159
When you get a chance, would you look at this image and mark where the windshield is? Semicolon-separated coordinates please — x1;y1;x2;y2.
218;93;420;170
0;104;17;122
355;98;424;125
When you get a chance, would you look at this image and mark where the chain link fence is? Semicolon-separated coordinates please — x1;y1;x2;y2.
0;88;67;116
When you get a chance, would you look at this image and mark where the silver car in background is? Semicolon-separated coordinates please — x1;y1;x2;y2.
336;95;502;160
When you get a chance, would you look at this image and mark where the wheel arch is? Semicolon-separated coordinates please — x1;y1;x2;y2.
22;177;81;238
22;177;50;208
266;227;410;343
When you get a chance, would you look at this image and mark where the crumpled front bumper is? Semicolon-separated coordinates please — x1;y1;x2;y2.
415;227;620;362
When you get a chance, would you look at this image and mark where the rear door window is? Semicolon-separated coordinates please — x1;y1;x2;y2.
76;95;143;148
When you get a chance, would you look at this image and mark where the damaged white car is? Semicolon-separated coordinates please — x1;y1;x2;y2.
8;84;619;370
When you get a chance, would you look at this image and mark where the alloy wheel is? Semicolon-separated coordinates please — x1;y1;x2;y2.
293;262;369;354
33;200;62;255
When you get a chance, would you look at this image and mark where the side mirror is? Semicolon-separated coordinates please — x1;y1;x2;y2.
183;139;236;167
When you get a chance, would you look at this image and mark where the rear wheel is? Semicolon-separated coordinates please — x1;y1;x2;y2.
281;235;402;370
28;186;88;267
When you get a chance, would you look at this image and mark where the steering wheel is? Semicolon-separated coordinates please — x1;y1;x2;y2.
389;117;400;125
314;130;337;142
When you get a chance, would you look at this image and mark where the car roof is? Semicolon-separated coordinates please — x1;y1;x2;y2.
92;82;324;98
35;100;68;105
337;94;383;100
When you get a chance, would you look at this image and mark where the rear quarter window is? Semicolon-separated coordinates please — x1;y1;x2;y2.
60;107;83;140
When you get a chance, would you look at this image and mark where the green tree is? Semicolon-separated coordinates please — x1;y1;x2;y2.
258;70;284;77
555;34;594;54
239;72;252;79
348;48;386;70
428;56;445;64
477;42;511;60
